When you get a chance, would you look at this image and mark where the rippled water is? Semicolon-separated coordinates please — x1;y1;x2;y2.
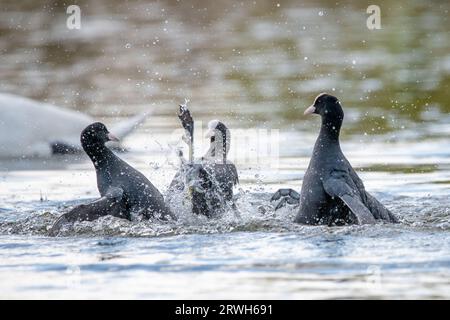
0;0;449;299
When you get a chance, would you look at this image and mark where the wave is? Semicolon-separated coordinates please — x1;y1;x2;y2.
0;192;449;237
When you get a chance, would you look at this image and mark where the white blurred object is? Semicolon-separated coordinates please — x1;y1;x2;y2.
0;92;149;158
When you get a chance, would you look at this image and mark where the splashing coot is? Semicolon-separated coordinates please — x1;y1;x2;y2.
272;93;398;225
49;122;174;235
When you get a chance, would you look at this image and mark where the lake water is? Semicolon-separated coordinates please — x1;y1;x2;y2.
0;0;449;299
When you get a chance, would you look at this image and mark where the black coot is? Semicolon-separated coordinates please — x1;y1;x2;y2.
168;105;238;217
49;122;174;235
272;93;398;225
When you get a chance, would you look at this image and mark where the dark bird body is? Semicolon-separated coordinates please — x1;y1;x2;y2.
49;122;173;235
88;138;170;219
168;106;238;217
273;93;398;225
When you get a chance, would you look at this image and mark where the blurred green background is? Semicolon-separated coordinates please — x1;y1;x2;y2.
0;0;449;135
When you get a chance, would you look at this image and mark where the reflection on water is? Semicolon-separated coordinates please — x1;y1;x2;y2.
1;230;450;299
0;0;449;299
1;0;449;121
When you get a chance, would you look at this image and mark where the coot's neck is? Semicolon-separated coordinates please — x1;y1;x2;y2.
313;114;343;154
321;113;343;141
82;142;115;169
204;135;227;163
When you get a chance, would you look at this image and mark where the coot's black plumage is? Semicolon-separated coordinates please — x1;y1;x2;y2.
273;93;398;225
49;122;173;235
200;119;239;203
168;105;238;217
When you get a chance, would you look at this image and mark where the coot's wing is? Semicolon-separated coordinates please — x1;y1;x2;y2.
204;163;239;185
48;187;125;236
365;192;398;223
323;172;376;225
224;163;239;186
219;163;238;201
178;104;194;143
348;165;398;223
178;104;194;161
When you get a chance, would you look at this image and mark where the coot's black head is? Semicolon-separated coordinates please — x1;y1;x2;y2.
205;120;230;162
81;122;119;147
205;120;228;143
304;93;343;121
